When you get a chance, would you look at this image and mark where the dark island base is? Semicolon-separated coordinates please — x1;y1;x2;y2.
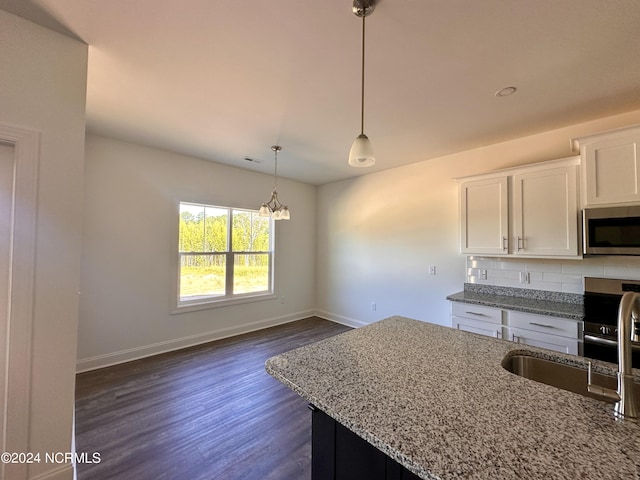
310;405;421;480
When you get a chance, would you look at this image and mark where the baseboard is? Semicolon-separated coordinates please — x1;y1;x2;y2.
313;310;369;328
31;463;73;480
76;310;315;373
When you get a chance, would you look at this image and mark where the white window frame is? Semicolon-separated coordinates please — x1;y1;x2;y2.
171;201;276;314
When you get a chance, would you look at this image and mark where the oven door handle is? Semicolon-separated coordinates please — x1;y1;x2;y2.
584;334;640;351
584;335;617;347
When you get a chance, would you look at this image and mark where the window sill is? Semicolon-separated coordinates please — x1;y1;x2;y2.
170;292;277;315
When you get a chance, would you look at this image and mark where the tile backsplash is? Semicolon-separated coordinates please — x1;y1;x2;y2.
466;256;640;294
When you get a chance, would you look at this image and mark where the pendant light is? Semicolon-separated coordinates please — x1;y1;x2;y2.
259;145;290;220
349;0;376;167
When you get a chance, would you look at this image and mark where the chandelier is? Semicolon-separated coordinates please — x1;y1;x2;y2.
259;145;290;220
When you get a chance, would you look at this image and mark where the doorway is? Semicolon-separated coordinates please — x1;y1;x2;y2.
0;141;13;456
0;125;39;480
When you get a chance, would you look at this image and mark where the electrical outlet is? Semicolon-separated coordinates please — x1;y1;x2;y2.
428;265;437;276
480;269;488;280
371;302;377;311
519;272;530;284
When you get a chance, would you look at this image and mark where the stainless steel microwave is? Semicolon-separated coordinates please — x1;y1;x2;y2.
583;205;640;255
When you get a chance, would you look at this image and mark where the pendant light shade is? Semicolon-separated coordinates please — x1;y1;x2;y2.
349;0;376;168
349;133;375;167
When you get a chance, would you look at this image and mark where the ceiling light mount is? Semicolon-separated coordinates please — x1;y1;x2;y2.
495;86;517;97
349;0;377;168
352;0;375;18
259;145;290;220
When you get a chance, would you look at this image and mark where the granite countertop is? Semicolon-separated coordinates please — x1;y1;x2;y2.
447;284;584;320
265;316;640;480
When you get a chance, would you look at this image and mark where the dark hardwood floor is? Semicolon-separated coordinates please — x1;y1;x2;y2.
75;317;351;480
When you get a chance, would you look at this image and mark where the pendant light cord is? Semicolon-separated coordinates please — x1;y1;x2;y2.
273;146;279;190
360;14;366;135
274;150;278;189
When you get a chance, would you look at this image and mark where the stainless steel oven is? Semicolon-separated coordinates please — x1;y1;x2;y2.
583;205;640;255
583;277;640;367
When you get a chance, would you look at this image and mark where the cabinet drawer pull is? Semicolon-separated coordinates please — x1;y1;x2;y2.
466;311;488;317
528;322;557;329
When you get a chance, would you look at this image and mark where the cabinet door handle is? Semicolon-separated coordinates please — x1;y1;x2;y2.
494;330;502;339
529;322;557;329
511;334;520;343
517;236;524;251
502;236;508;251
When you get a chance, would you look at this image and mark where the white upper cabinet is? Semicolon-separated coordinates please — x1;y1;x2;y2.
512;165;578;256
458;157;580;258
575;125;640;206
460;176;508;255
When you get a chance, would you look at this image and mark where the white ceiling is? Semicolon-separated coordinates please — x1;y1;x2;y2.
3;0;640;185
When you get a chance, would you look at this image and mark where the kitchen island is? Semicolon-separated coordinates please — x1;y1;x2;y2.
265;316;640;480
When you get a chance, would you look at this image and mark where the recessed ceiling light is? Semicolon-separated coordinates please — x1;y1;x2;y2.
495;86;517;97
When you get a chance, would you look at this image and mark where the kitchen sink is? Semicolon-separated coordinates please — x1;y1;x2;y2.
501;353;640;402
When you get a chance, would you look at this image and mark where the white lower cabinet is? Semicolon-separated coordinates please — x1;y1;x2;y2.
506;311;581;355
451;303;503;339
506;327;579;355
450;302;583;355
453;316;503;338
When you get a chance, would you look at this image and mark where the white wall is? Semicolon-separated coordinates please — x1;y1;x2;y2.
0;9;87;480
316;109;640;328
316;160;463;327
77;135;316;370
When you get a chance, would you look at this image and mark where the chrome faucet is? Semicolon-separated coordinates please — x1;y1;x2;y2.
587;291;640;420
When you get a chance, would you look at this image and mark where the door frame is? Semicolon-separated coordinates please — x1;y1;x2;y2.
0;124;39;479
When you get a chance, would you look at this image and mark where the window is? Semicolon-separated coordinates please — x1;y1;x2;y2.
176;202;274;310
